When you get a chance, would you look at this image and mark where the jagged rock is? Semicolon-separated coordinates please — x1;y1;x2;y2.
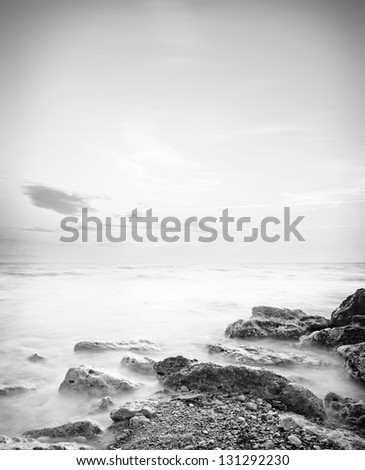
27;353;47;362
110;401;157;422
277;412;365;449
337;342;365;383
121;354;156;374
0;435;94;450
74;340;160;352
208;343;327;367
225;306;329;340
59;365;140;397
23;421;103;439
331;289;365;327
89;397;116;414
0;385;35;397
299;326;365;350
154;356;325;420
324;392;365;428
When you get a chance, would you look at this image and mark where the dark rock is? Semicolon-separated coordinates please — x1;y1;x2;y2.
154;356;325;420
225;306;329;340
27;353;47;363
324;392;365;429
23;421;103;439
331;289;365;327
337;342;365;383
59;365;140;397
299;326;365;350
0;385;35;397
74;340;159;352
208;343;327;367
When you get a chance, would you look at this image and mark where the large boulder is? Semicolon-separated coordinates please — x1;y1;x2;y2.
154;356;325;420
331;289;365;327
225;306;329;340
23;421;102;439
324;392;365;429
299;326;365;350
337;342;365;383
121;354;156;374
74;340;160;352
0;385;35;397
208;343;327;367
59;365;140;397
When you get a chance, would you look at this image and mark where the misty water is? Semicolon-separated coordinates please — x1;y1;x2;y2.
0;262;364;438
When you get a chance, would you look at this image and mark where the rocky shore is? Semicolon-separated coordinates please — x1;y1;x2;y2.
1;288;365;450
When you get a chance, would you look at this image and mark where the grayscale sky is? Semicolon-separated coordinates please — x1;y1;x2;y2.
1;0;364;263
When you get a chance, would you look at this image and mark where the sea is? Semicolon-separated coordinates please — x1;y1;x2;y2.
0;262;364;437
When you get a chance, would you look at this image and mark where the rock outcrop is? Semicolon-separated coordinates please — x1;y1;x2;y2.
337;342;365;383
27;353;47;363
59;365;140;397
324;392;365;429
23;421;103;439
0;435;94;450
121;354;156;374
74;340;160;352
299;326;365;350
208;343;327;367
225;306;329;340
0;385;35;397
331;289;365;327
154;356;325;420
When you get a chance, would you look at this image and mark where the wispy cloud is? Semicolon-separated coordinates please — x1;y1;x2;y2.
24;185;92;214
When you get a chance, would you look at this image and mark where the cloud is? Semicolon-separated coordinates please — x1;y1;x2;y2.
24;185;91;214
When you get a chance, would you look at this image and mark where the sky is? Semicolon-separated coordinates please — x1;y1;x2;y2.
0;0;364;263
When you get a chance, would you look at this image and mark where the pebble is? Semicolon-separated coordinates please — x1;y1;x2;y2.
237;395;247;402
237;417;245;423
246;402;258;411
180;386;189;392
287;435;302;447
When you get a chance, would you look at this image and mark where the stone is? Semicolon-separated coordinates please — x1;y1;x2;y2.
225;306;329;340
0;385;35;397
299;326;365;350
110;401;157;422
121;354;156;374
74;340;160;352
27;353;47;362
154;356;325;420
208;343;327;367
89;397;116;414
245;402;258;411
337;343;365;383
129;415;151;429
23;421;103;439
180;386;189;392
331;289;365;327
324;392;365;428
288;434;302;447
59;365;140;397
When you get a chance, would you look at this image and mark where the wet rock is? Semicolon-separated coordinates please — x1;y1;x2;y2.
110;401;157;422
27;353;47;362
331;289;365;327
324;392;365;428
23;421;103;439
225;306;329;340
337;342;365;383
74;340;160;352
89;397;116;414
299;326;365;350
59;365;140;397
121;354;156;374
0;385;35;397
154;356;325;420
208;343;327;367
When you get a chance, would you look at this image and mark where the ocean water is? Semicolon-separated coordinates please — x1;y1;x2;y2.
0;262;364;438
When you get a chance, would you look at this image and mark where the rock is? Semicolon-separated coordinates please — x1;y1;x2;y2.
245;402;258;411
337;343;365;383
331;289;365;327
299;326;365;350
129;415;150;429
208;343;327;367
110;401;157;422
74;340;160;352
324;392;365;428
225;306;329;340
0;385;35;397
59;365;140;397
180;385;189;392
154;356;325;420
121;354;156;374
23;421;103;439
263;439;275;449
288;434;302;447
27;353;47;362
277;412;365;450
89;397;116;414
0;437;95;450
